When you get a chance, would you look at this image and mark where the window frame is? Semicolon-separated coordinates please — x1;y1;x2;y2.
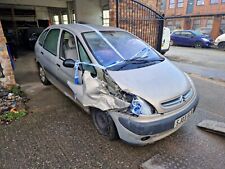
59;29;79;61
38;29;49;46
169;0;175;8
177;0;184;8
210;0;219;4
43;28;60;56
76;37;97;75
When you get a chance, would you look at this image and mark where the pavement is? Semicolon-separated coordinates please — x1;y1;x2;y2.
166;46;225;82
0;51;225;169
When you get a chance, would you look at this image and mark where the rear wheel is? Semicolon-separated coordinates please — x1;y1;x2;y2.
218;42;225;50
38;65;51;85
194;41;203;48
92;109;118;140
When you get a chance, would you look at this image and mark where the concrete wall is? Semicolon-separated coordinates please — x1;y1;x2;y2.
75;0;102;25
35;7;49;20
0;0;67;8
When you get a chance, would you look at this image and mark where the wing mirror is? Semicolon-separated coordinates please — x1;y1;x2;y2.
63;59;75;68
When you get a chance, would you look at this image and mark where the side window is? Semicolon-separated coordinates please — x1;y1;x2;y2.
174;31;181;36
43;29;60;56
39;29;49;46
77;39;96;75
60;30;78;60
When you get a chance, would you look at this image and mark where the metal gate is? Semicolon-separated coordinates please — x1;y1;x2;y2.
115;0;164;51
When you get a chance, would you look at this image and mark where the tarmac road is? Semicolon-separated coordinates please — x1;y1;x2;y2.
0;52;224;169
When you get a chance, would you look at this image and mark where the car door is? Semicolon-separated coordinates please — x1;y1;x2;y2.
180;31;190;46
56;30;96;101
55;30;80;99
42;28;61;84
172;31;182;45
181;31;195;46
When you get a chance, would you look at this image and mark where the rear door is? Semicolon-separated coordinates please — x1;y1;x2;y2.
42;28;61;83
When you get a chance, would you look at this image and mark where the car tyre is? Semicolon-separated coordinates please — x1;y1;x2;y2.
218;42;225;50
38;65;51;85
194;41;203;48
170;40;174;46
91;109;118;140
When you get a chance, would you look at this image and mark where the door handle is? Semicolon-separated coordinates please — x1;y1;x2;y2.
56;64;60;67
41;51;44;55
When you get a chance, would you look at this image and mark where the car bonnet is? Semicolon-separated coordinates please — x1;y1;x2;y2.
107;59;191;113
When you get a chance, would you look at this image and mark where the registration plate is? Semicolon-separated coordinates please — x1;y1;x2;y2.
174;109;194;128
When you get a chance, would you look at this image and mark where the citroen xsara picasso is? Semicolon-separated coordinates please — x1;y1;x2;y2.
35;24;198;145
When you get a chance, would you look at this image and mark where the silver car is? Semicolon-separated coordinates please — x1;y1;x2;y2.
35;24;198;145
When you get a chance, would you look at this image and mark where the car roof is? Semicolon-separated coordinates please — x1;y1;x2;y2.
48;23;123;34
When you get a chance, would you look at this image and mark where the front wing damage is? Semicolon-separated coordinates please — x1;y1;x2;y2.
67;71;130;111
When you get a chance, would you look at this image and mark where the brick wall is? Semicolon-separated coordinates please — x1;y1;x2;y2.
0;20;16;88
163;0;225;39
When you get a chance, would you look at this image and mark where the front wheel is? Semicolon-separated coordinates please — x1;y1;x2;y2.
218;42;225;50
92;109;118;140
194;41;203;48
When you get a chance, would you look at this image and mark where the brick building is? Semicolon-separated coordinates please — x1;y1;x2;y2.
0;21;16;88
161;0;225;39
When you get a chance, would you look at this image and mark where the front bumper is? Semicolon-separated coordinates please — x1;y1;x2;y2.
203;41;214;47
109;92;199;145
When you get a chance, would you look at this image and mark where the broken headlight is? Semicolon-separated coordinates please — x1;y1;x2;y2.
130;97;155;116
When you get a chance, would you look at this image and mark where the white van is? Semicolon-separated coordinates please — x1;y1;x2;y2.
161;27;171;54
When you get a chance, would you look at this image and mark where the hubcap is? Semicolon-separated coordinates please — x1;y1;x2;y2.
39;67;46;82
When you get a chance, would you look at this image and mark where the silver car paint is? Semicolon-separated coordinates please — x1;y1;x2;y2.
107;59;191;113
35;24;198;145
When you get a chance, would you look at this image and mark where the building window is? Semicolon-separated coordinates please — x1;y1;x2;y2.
166;20;176;31
103;10;109;26
210;0;219;4
53;15;59;25
196;0;204;5
206;19;213;28
169;0;175;8
177;0;184;7
175;21;182;29
192;19;201;30
62;14;68;24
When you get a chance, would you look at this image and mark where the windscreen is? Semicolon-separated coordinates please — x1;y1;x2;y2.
83;31;162;68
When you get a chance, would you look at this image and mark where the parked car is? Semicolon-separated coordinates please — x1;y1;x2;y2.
161;27;170;55
35;24;198;145
170;30;213;48
214;33;225;50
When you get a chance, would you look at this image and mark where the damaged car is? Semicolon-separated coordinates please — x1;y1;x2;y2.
35;24;199;145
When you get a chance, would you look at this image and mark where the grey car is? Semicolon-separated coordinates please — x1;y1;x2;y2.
35;24;198;145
